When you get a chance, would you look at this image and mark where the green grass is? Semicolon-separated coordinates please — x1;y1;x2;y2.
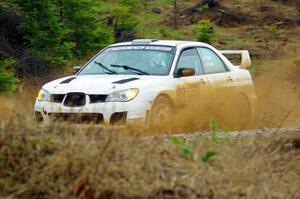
132;0;197;40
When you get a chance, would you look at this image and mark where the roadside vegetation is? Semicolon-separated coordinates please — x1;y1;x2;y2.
0;0;136;91
0;118;299;198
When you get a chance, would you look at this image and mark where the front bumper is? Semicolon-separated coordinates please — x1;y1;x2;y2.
34;99;150;125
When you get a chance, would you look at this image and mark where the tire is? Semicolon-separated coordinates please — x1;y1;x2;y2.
224;94;252;130
149;96;174;134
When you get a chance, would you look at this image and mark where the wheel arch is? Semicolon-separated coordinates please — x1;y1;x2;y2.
152;93;175;109
235;92;253;117
147;93;176;131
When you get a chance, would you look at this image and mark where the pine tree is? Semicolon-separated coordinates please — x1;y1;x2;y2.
15;0;71;64
15;0;113;65
54;0;113;55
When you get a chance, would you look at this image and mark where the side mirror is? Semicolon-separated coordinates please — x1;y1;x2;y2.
174;68;195;78
73;66;81;75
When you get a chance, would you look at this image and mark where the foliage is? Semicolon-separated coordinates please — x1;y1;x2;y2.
210;118;219;143
0;58;19;93
119;0;140;11
265;24;285;38
194;19;214;43
197;3;209;14
0;1;8;9
210;118;230;144
54;0;113;55
14;0;113;65
171;136;218;162
0;0;140;90
99;2;138;39
170;119;232;162
201;151;217;162
15;0;71;65
159;28;170;38
171;137;195;159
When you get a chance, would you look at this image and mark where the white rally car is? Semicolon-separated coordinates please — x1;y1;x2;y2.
34;39;256;129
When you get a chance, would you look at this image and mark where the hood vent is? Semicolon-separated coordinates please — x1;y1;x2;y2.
112;78;139;84
60;77;77;84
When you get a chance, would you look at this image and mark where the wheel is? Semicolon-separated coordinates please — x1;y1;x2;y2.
149;96;174;134
224;94;252;130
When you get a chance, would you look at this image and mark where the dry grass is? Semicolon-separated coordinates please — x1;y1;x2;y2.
1;118;300;199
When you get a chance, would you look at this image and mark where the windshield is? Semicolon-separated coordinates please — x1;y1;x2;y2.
78;45;175;76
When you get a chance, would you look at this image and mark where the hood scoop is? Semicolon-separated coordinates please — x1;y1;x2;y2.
112;78;139;84
60;77;77;84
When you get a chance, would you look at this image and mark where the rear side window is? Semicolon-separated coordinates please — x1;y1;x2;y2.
197;48;227;74
177;48;203;75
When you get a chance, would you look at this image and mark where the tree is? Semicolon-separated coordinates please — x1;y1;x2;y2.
0;58;19;93
53;0;113;55
172;0;189;29
16;0;71;65
15;0;113;65
174;0;178;29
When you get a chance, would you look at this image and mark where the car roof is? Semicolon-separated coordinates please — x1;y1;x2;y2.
110;39;209;48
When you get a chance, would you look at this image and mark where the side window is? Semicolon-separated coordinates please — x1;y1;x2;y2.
177;48;203;75
197;48;227;74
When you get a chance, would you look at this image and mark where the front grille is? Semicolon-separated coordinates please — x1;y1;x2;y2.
51;94;65;103
64;93;86;107
49;113;104;124
89;95;108;103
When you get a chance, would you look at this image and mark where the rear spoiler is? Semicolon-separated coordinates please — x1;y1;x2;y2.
220;50;251;69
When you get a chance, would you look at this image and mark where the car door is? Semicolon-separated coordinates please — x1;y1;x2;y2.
197;47;238;111
175;48;213;111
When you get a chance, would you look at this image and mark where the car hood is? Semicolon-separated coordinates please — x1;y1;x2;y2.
42;75;165;94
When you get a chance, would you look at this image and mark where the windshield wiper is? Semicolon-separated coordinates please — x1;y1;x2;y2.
94;61;118;75
111;64;149;75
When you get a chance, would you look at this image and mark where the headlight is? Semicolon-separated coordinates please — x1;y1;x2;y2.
106;88;139;102
37;89;51;102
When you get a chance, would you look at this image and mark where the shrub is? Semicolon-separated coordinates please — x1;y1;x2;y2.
100;3;138;42
265;24;285;38
197;3;209;14
194;19;214;43
0;58;19;93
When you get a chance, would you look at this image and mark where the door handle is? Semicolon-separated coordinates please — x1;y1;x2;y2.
226;76;233;82
199;79;206;84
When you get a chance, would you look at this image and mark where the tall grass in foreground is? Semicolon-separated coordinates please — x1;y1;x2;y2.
0;114;300;199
